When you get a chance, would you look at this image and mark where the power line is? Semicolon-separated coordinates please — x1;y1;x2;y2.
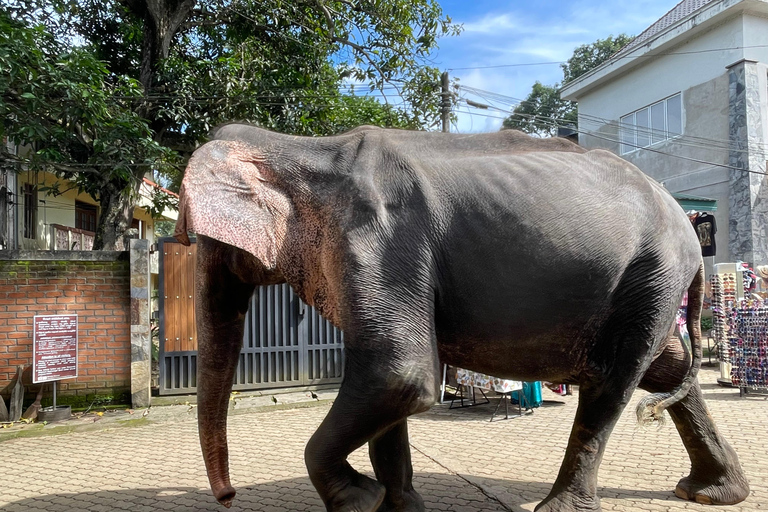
448;44;768;73
448;61;563;71
458;103;768;177
455;85;768;154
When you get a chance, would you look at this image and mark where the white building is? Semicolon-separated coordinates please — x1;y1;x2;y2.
561;0;768;271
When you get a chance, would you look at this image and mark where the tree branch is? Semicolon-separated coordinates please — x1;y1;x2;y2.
314;0;336;40
0;151;103;176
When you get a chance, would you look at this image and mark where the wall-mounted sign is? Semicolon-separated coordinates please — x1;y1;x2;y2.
33;314;78;383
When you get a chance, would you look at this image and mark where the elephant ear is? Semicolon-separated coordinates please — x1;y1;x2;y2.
173;140;292;269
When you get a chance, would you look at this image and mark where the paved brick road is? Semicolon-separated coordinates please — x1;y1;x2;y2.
1;366;765;511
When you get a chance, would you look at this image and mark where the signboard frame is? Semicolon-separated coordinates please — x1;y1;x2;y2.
32;314;79;384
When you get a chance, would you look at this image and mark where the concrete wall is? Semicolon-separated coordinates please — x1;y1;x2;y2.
579;74;733;266
573;11;768;267
575;14;747;128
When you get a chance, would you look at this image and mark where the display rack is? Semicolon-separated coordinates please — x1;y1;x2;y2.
727;303;768;395
711;264;768;395
711;264;745;386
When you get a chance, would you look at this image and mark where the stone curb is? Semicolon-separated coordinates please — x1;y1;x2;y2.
0;393;336;443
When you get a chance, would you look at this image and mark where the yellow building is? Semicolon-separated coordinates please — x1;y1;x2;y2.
12;169;176;251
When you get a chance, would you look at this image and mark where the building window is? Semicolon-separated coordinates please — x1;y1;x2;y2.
620;93;682;154
23;183;36;239
75;201;97;233
131;218;146;239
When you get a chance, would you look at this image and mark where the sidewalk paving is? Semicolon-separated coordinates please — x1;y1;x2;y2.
1;366;765;511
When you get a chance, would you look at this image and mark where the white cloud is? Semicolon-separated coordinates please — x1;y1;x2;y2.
434;0;678;133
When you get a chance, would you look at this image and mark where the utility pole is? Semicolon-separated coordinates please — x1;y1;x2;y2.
441;71;450;133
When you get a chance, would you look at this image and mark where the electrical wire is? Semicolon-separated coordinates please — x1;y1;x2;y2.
458;102;768;177
456;85;768;154
447;44;768;72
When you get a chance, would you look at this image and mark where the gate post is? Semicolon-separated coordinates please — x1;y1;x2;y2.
130;239;152;408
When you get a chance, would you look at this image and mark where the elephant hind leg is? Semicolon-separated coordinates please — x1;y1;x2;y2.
538;264;687;512
535;372;638;512
640;342;750;505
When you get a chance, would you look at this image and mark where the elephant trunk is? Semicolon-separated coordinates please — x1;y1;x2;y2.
197;314;244;508
194;237;255;508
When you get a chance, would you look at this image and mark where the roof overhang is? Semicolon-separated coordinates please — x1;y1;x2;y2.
671;192;718;212
560;0;768;101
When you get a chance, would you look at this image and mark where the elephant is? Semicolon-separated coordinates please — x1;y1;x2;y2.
173;124;749;512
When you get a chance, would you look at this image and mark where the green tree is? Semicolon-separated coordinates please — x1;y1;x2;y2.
561;34;635;84
0;11;178;249
0;0;459;248
503;34;633;137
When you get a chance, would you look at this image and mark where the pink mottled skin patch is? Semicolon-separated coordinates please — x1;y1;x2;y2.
175;139;344;326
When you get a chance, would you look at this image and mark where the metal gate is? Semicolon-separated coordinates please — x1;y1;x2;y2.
158;238;344;395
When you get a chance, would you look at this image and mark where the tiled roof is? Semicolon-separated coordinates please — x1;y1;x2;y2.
615;0;718;56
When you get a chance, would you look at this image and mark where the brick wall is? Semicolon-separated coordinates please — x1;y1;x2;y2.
0;251;131;406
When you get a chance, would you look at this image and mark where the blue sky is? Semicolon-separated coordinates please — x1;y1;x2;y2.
431;0;680;132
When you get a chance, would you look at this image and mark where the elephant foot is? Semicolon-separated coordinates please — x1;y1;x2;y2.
376;489;425;512
327;474;386;512
674;471;750;505
534;491;601;512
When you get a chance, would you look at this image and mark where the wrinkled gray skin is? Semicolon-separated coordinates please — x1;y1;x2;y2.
174;125;749;512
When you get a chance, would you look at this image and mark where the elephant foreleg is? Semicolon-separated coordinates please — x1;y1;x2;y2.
640;343;749;505
369;420;425;512
305;346;437;512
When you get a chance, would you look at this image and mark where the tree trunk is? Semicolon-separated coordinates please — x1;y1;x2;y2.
93;183;138;251
124;0;195;91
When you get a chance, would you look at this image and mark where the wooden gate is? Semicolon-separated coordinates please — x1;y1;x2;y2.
158;238;344;395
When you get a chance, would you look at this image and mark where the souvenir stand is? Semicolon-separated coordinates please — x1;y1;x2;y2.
440;365;536;421
711;263;768;395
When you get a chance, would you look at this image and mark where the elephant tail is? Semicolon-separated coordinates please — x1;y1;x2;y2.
636;261;704;426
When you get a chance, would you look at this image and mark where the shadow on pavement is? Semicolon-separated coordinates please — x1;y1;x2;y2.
420;397;569;422
2;474;689;512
